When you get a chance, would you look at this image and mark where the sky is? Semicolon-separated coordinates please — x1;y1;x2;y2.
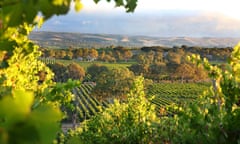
40;0;240;37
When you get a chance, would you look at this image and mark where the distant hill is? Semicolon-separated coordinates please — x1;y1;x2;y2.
29;31;240;48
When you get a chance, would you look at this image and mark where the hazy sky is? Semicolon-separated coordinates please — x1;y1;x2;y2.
40;0;240;37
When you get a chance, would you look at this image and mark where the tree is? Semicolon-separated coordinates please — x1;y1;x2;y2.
115;50;124;61
88;48;98;61
174;63;195;83
48;62;85;82
192;65;208;81
128;64;150;76
166;51;182;65
46;49;56;58
103;53;116;62
93;68;135;101
67;63;85;81
82;48;89;60
154;51;164;64
55;50;66;59
123;50;133;62
149;63;168;81
136;51;155;65
48;62;69;82
146;51;155;64
136;54;146;64
99;51;106;61
73;49;83;59
87;64;109;81
65;49;73;59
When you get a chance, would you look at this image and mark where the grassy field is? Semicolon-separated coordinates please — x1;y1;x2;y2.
55;59;136;70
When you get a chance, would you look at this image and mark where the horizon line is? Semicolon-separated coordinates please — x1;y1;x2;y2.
31;31;240;39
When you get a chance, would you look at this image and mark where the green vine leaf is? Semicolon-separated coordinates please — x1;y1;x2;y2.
0;90;33;128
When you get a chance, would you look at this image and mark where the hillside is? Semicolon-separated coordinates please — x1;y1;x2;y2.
30;31;240;48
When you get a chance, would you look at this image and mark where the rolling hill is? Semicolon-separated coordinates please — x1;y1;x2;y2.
29;31;240;48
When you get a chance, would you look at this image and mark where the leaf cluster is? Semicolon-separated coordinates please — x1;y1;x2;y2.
93;0;137;12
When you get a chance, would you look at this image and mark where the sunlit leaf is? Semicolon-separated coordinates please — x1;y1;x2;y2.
53;0;65;6
75;0;83;12
0;90;33;128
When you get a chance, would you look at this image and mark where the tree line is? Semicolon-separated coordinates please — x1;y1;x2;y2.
40;45;232;63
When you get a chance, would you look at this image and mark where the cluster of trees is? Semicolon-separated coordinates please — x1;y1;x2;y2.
141;45;232;61
40;48;98;61
40;45;231;83
40;45;232;63
129;48;208;82
47;62;85;82
45;62;135;101
98;46;133;62
182;46;232;61
40;46;133;62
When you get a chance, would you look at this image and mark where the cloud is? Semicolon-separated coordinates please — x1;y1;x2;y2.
40;9;240;37
77;0;240;20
